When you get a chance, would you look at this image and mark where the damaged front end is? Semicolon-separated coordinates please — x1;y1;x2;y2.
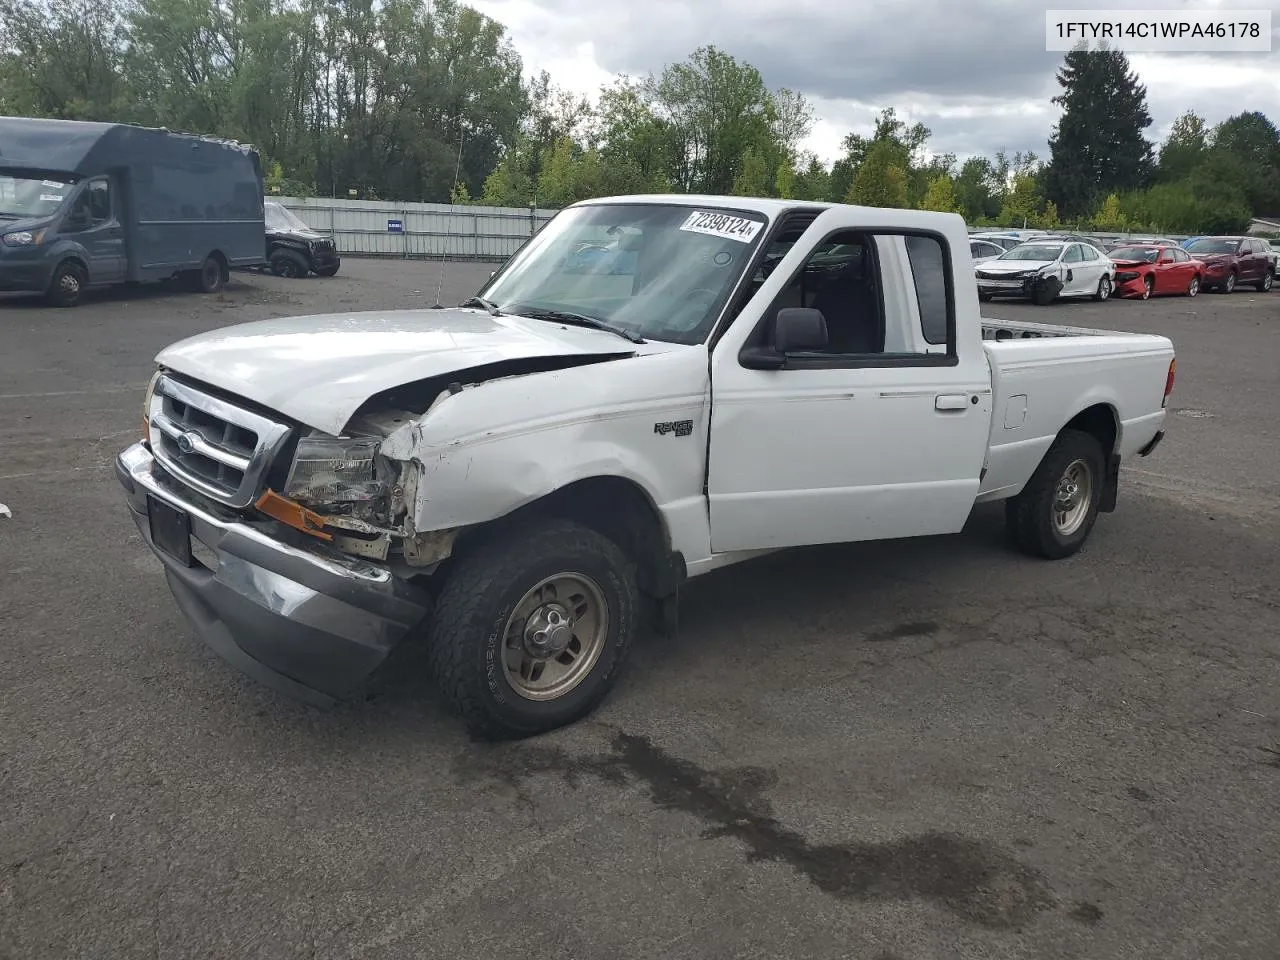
269;426;456;570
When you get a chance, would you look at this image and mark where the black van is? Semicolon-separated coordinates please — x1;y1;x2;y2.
0;117;265;306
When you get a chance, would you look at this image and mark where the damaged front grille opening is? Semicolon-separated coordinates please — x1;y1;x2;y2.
155;394;259;494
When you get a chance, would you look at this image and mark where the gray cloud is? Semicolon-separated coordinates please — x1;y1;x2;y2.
482;0;1280;161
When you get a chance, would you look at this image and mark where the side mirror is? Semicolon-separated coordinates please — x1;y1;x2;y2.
739;307;828;370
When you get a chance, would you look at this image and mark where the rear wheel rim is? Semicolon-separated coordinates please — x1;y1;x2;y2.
1099;277;1111;300
1188;276;1199;297
502;572;609;702
1226;273;1236;292
1265;273;1274;291
1052;459;1093;537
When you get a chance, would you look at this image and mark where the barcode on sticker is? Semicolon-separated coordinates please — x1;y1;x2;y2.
42;180;66;188
39;194;63;202
680;210;763;244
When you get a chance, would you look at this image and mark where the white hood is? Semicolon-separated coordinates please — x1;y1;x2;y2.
978;258;1056;275
155;308;638;434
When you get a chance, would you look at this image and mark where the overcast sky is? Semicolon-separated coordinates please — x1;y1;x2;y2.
467;0;1280;164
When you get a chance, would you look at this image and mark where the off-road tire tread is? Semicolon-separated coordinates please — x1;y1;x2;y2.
426;519;637;740
1006;428;1104;560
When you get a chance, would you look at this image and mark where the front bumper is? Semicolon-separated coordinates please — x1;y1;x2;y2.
977;274;1058;300
0;257;53;293
117;442;431;706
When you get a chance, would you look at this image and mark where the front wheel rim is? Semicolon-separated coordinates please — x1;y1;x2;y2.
1052;459;1093;537
502;572;609;701
60;272;80;294
1142;278;1152;299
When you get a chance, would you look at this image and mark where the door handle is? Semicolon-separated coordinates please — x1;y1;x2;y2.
935;394;969;411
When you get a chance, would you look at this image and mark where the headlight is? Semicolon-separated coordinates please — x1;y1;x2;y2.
284;435;386;504
1;229;45;247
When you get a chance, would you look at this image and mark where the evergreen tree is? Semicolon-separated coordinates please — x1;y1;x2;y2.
1043;45;1155;218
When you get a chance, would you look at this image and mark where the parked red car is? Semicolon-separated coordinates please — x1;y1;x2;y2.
1109;244;1204;299
1182;236;1275;293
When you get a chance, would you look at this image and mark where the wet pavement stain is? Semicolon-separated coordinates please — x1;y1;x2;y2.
1068;901;1104;926
1127;786;1154;802
865;621;940;642
458;732;1055;929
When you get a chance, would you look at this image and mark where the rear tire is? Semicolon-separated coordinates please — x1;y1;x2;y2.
1257;270;1274;293
426;519;639;740
182;255;225;293
1093;275;1112;301
1187;274;1200;297
1006;429;1105;560
1220;271;1237;294
45;260;86;307
270;249;309;278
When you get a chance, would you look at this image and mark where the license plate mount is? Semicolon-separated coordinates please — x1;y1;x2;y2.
147;496;193;566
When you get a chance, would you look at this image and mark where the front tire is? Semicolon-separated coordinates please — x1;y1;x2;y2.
1257;270;1274;293
1141;275;1153;300
1006;429;1105;560
427;519;638;739
270;249;309;278
45;260;86;307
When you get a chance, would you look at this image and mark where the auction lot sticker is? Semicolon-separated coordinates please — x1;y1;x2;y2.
680;210;763;243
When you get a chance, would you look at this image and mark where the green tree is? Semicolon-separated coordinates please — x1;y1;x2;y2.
998;170;1043;227
1156;110;1209;183
1211;111;1280;214
793;155;831;201
774;160;797;199
954;157;1000;222
846;139;909;208
730;146;772;196
1091;193;1129;231
0;0;134;119
1044;45;1155;218
920;174;960;213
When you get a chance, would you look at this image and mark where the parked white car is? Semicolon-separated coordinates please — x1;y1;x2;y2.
976;240;1117;305
118;195;1174;738
969;238;1005;263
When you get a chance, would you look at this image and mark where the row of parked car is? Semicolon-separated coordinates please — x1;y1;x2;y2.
969;230;1278;306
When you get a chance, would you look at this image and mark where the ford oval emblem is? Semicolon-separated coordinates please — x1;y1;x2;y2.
177;431;199;454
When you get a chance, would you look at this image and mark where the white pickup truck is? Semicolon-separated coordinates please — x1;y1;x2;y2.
116;195;1176;738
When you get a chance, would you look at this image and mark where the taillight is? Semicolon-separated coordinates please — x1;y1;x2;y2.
1163;358;1176;407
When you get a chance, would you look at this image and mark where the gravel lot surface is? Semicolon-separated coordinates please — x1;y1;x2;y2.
2;259;1278;960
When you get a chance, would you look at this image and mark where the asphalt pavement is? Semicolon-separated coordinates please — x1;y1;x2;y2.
2;259;1278;960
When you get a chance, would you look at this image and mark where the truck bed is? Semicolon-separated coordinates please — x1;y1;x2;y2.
976;317;1174;504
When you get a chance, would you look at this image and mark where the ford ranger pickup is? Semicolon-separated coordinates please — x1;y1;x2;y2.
116;195;1176;738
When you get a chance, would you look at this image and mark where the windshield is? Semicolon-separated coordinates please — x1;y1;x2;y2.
1000;244;1063;261
479;203;768;344
1186;238;1241;255
1109;246;1159;262
265;202;312;232
0;173;77;219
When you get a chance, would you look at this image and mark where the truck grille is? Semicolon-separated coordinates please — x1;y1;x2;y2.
147;375;293;509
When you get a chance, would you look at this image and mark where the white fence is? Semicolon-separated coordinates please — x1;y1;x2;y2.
273;195;1204;261
274;196;557;261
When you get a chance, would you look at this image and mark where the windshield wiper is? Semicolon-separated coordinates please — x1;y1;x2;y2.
506;304;645;344
458;296;502;316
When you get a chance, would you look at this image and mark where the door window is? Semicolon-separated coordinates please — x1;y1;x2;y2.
69;179;112;229
1064;244;1084;263
743;229;954;362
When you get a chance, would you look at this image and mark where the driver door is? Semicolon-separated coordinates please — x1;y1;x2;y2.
64;178;126;283
706;209;991;553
